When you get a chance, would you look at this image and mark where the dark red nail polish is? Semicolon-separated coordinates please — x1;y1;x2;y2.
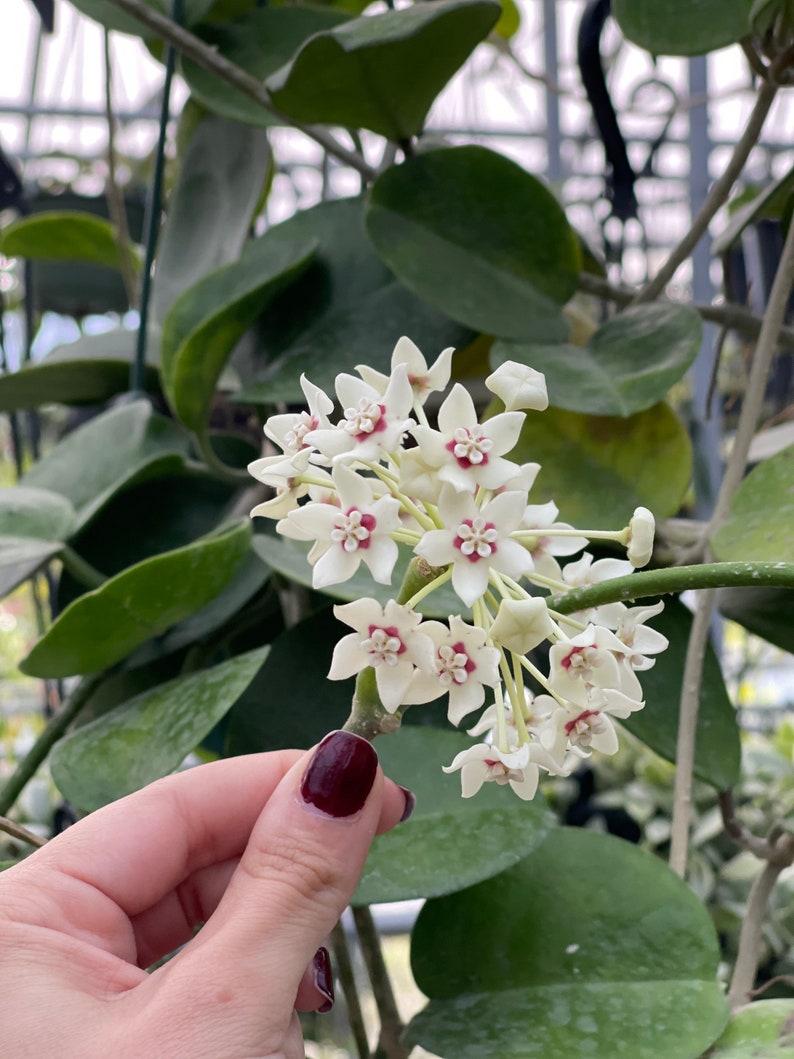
397;784;416;823
300;731;378;817
313;946;334;1013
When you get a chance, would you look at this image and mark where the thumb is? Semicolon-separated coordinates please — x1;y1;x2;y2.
139;731;394;1054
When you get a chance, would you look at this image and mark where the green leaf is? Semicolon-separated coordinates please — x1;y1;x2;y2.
366;146;580;341
622;598;741;789
0;212;138;271
267;0;500;140
0;330;160;412
51;647;267;811
0;487;75;596
68;0;215;35
492;303;702;417
241;279;473;404
132;550;270;664
612;0;753;55
252;535;463;618
354;727;553;904
225;607;356;756
510;402;692;528
0;486;75;544
711;444;794;562
706;1000;794;1058
152;115;272;323
20;520;251;678
160;230;317;432
21;400;191;533
718;586;794;654
408;829;729;1059
183;6;352;127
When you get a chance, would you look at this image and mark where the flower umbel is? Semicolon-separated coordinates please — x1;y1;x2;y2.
249;336;668;800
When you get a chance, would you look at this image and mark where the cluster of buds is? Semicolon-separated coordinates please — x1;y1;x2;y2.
249;338;668;800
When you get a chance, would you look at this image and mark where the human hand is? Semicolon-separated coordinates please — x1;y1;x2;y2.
0;731;413;1058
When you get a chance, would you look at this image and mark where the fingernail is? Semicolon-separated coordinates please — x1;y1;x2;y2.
313;946;334;1013
300;731;378;818
398;784;416;823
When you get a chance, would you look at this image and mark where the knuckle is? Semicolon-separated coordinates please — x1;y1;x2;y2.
241;833;343;909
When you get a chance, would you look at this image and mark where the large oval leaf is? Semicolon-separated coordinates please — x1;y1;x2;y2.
267;0;500;141
50;647;267;812
622;597;741;789
160;230;317;431
20;521;251;678
152;115;272;323
510;401;692;528
1;212;138;272
409;828;729;1059
707;1000;794;1058
613;0;752;56
711;444;794;562
69;0;214;35
183;7;352;127
718;586;794;654
0;486;74;597
366;146;580;341
0;330;160;412
22;400;191;533
492;303;702;417
354;727;554;905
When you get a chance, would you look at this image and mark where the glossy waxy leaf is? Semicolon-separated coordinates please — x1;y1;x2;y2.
51;647;267;811
622;598;741;789
613;0;753;55
492;303;702;417
711;444;794;562
252;535;463;618
69;0;215;36
268;0;500;140
707;1000;794;1058
20;520;251;678
366;147;580;341
354;727;554;905
408;829;728;1059
0;212;138;272
225;607;356;756
0;330;160;412
718;586;794;654
510;401;692;528
160;230;317;431
0;487;75;595
152;116;272;323
22;400;191;533
241;279;473;404
183;7;351;127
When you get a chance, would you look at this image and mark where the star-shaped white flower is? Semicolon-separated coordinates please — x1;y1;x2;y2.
442;741;558;800
518;500;588;581
410;384;524;494
606;600;669;671
356;336;454;406
414;487;533;607
248;450;320;520
276;463;401;589
263;374;334;461
539;686;643;764
403;615;501;725
305;363;414;465
328;598;436;712
548;626;627;706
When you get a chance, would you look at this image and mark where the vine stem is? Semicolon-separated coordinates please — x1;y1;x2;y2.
577;270;794;352
330;921;371;1059
667;207;794;879
546;560;794;615
634;80;777;303
351;906;409;1059
727;832;794;1009
104;0;377;181
0;815;47;849
0;673;105;816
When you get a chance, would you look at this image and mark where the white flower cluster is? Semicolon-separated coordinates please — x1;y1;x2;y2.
249;338;668;800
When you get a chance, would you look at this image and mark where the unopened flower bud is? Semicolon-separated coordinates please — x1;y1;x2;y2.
490;597;555;654
485;360;548;411
627;507;655;568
